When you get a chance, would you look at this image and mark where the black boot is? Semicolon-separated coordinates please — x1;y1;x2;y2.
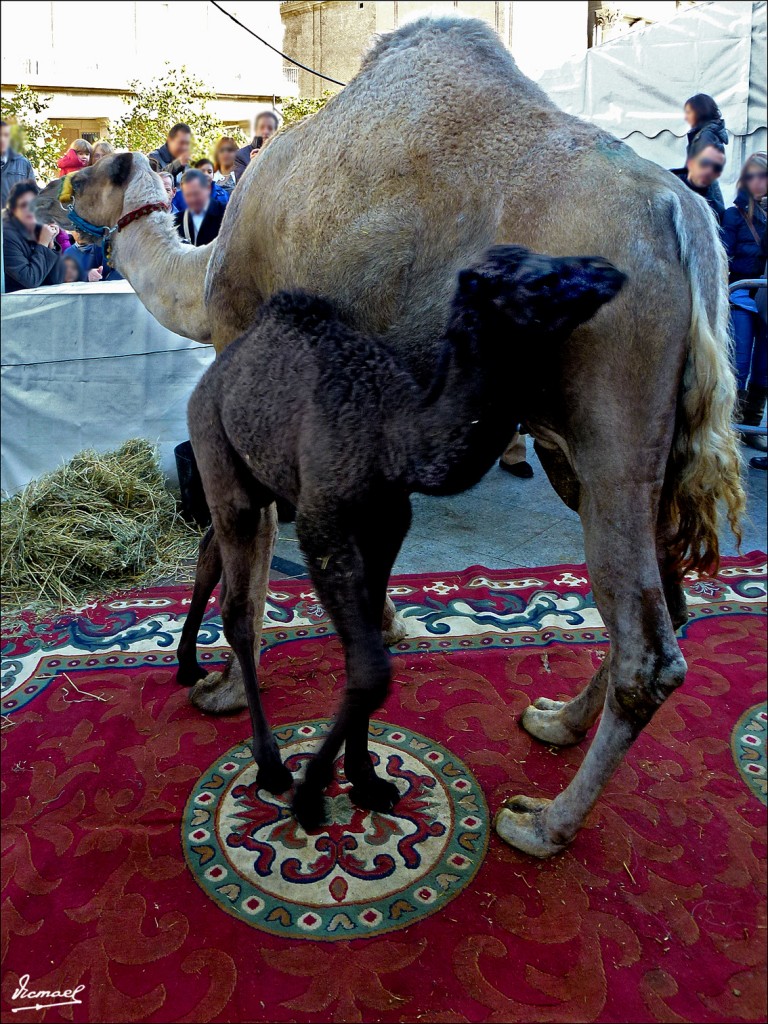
741;384;767;451
735;388;748;424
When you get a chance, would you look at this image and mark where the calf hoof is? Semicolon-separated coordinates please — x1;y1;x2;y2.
493;795;570;859
292;784;328;833
521;697;588;747
350;776;400;814
176;662;207;688
256;761;293;795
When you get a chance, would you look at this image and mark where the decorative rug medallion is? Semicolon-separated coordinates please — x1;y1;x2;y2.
182;720;488;939
731;703;768;806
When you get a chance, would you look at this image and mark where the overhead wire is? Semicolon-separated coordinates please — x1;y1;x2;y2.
209;0;347;87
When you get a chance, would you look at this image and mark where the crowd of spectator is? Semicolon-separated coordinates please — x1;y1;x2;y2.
1;96;765;463
0;107;280;287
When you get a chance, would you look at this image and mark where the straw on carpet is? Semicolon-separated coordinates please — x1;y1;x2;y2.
1;439;200;614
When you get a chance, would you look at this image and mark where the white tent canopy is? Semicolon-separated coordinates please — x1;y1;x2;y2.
535;0;767;203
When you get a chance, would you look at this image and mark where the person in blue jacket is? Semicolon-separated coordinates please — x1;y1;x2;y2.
723;152;767;453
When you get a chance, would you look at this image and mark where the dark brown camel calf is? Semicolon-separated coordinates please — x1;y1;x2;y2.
181;246;624;831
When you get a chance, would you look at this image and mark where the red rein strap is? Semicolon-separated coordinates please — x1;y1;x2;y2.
116;201;169;232
104;201;169;269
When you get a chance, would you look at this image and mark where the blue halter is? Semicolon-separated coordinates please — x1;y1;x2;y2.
57;174;168;267
65;203;116;242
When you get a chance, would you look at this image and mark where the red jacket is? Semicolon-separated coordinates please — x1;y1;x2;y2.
57;149;86;177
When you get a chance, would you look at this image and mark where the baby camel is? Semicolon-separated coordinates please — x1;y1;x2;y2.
182;245;624;831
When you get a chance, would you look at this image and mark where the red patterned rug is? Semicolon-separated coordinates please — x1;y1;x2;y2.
1;554;766;1023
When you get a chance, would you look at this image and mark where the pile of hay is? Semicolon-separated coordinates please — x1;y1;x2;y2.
2;439;201;614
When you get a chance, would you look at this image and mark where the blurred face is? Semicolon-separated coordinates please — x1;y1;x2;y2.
91;146;107;165
181;177;210;214
12;191;36;230
744;162;767;200
218;143;237;170
687;146;725;188
71;229;88;247
197;161;214;179
255;114;277;140
63;259;80;283
683;103;697;128
0;123;9;156
159;173;175;201
168;132;192;161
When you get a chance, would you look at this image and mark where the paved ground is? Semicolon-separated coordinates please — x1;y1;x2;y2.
271;441;767;579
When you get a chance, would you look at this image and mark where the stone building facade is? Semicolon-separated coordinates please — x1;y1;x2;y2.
281;1;698;95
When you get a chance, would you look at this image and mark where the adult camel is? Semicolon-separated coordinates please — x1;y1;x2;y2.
34;15;744;858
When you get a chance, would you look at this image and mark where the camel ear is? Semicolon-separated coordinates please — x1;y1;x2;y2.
560;258;627;308
521;269;559;293
109;152;133;187
458;269;493;297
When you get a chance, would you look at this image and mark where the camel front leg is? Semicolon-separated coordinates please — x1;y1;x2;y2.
496;484;686;857
190;502;278;714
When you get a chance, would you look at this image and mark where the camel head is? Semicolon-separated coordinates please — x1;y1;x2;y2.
33;152;166;243
457;245;626;342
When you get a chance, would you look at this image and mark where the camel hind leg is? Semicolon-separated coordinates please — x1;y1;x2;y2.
497;473;686;856
521;444;688;749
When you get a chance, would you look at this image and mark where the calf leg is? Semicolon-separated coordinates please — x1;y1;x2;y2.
496;482;686;857
214;499;291;794
185;505;404;713
291;498;410;830
177;527;222;687
189;503;278;714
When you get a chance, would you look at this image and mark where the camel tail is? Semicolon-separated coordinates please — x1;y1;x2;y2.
666;190;745;577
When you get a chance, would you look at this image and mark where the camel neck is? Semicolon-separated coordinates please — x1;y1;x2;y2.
111;210;213;344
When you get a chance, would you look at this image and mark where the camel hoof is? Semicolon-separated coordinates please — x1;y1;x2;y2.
382;614;407;646
493;795;569;859
189;669;248;715
521;697;588;747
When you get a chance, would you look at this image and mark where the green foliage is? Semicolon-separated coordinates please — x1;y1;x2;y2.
0;84;66;183
281;91;334;128
110;65;247;159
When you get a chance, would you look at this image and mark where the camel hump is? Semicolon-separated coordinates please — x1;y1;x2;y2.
360;13;509;76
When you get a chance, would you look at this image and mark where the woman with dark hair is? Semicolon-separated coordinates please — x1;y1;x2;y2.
683;94;728;209
724;152;768;455
2;180;63;292
684;93;728;156
193;158;215;179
